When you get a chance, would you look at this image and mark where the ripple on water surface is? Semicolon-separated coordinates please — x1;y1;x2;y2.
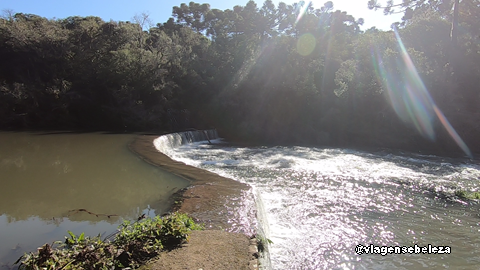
166;141;480;269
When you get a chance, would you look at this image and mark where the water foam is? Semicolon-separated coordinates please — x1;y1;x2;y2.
166;143;480;269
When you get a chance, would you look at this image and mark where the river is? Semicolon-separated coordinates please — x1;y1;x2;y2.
0;132;189;269
159;139;480;269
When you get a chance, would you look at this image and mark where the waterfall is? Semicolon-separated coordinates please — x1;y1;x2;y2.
153;129;218;155
153;129;272;269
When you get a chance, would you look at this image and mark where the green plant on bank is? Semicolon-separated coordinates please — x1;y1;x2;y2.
15;212;203;270
64;231;86;247
454;190;480;200
256;235;273;253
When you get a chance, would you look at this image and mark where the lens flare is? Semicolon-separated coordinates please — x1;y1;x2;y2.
295;1;312;24
372;28;472;157
297;33;316;56
433;105;472;158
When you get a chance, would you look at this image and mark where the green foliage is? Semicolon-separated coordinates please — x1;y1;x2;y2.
15;212;203;270
455;189;467;198
256;235;273;253
455;190;480;200
0;12;209;130
115;213;202;250
1;0;479;153
65;231;85;247
16;235;116;270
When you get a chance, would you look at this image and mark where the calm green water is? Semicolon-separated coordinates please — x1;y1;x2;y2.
0;132;189;268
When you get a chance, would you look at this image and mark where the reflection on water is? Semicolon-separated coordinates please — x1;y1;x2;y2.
167;141;480;269
0;132;189;268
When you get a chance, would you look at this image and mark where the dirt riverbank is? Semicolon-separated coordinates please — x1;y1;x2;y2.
129;135;259;269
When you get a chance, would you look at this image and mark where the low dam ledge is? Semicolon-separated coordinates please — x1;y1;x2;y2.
128;130;260;270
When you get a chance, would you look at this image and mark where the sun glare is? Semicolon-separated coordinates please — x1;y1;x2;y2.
295;1;312;24
372;27;472;158
297;33;316;56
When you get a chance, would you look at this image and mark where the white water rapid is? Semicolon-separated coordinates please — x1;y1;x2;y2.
155;135;480;269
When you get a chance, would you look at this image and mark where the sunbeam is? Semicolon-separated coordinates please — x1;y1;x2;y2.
295;1;312;25
371;27;472;157
228;44;267;90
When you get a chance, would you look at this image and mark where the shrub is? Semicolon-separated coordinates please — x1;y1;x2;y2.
16;212;203;270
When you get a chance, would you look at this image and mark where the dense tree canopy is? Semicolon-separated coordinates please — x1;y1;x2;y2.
0;0;479;155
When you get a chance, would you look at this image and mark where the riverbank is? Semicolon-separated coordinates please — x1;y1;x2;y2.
129;135;259;269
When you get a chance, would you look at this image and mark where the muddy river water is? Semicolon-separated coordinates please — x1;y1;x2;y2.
0;132;188;268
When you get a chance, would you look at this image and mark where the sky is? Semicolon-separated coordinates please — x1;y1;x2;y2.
0;0;403;30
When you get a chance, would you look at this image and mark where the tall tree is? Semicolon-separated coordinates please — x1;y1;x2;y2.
367;0;460;45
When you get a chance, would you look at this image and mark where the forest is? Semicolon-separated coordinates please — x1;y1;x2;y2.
0;0;479;155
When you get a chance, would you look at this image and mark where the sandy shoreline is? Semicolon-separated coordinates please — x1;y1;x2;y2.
129;135;259;269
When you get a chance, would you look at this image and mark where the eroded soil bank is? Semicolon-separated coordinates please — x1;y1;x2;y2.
129;135;259;270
